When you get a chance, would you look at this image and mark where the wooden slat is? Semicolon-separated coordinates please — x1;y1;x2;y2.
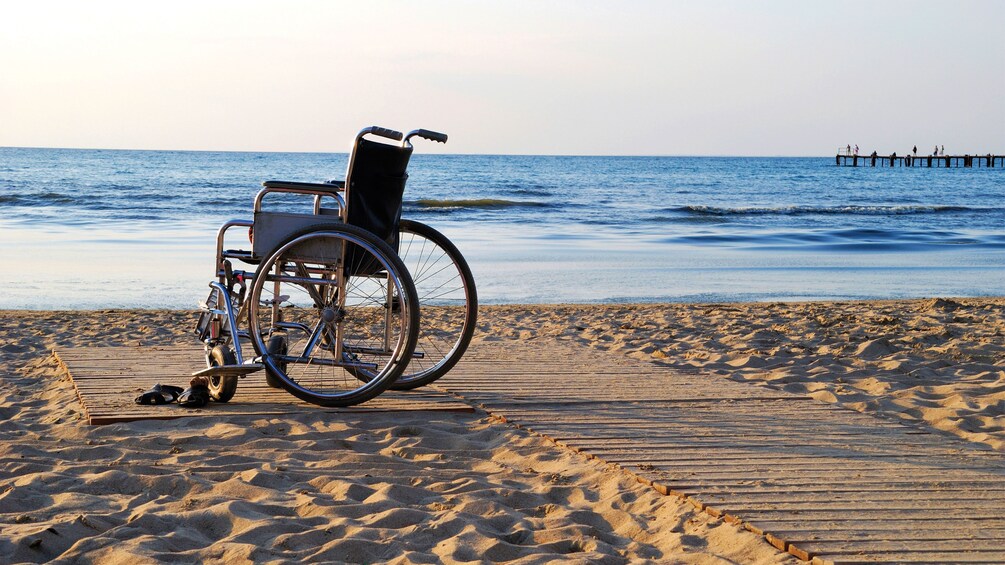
54;346;473;425
433;339;1005;565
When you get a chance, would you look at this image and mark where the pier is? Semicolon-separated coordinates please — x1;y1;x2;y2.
836;152;1005;168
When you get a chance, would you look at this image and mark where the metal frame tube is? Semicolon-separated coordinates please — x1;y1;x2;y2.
215;219;253;280
208;281;245;364
271;354;377;371
261;273;345;287
253;186;345;214
300;320;326;360
275;321;312;335
383;274;393;352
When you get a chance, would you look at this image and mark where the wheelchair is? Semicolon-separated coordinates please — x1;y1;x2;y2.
194;126;477;407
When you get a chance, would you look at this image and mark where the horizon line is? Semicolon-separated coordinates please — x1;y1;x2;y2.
0;145;844;159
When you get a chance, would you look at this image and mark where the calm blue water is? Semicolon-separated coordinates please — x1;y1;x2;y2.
1;147;1004;309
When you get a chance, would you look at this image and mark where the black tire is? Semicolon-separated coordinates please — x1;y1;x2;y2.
391;220;477;390
265;334;287;389
248;224;419;407
207;345;238;402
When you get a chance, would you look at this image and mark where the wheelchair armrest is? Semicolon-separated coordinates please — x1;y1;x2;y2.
255;181;346;214
215;219;255;279
262;180;344;191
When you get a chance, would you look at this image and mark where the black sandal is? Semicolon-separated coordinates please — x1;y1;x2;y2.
134;384;185;405
178;376;210;409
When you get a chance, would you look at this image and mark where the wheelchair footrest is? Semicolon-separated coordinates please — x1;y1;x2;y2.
192;363;264;379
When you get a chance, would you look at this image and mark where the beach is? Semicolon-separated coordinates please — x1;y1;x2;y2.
5;1;1003;561
478;297;1005;451
2;298;1003;563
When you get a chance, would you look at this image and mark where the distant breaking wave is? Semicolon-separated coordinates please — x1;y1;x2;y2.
660;227;1005;251
0;192;76;205
409;198;552;210
675;204;982;217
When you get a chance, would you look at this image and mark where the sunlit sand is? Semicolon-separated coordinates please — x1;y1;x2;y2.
4;298;1004;561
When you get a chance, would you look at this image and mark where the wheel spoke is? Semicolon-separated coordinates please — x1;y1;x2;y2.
391;220;476;389
248;225;418;406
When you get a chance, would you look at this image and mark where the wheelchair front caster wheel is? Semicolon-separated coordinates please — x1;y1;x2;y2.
207;345;239;402
265;334;287;389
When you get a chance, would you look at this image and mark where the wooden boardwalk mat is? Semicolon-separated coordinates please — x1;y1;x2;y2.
434;339;1005;565
55;339;1005;563
54;346;472;425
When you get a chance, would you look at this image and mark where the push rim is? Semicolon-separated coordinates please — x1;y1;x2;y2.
247;225;418;406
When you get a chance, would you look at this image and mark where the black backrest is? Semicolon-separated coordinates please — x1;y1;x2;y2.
346;138;413;251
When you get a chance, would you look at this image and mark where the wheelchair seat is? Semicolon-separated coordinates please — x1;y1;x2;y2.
262;179;344;191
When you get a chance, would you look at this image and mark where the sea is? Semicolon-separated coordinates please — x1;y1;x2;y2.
1;147;1004;310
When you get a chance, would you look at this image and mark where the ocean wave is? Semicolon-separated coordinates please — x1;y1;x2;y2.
408;198;552;210
194;197;246;207
674;204;983;217
100;183;144;191
177;181;243;190
660;228;1005;251
0;192;77;206
509;188;554;197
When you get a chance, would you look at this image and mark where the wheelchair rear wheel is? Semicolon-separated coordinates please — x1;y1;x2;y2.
248;224;419;407
390;219;477;390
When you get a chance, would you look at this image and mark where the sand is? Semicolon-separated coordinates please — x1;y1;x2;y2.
1;309;792;564
477;298;1005;451
2;297;1003;562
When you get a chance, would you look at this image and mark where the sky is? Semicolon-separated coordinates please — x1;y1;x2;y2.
1;0;1002;156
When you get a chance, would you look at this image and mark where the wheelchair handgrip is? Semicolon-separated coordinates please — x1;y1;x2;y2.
369;126;403;141
415;129;448;143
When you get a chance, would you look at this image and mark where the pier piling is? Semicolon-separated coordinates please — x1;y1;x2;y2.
836;152;1003;168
